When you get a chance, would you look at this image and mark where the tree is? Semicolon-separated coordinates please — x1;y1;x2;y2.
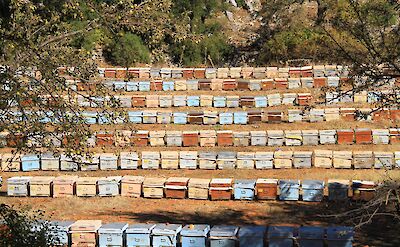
108;32;150;67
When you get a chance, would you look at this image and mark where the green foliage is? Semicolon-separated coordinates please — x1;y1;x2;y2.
107;32;150;67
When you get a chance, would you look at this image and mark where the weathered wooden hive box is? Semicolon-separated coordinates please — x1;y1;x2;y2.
48;221;74;247
242;67;254;79
217;130;233;146
236;152;255;169
41;153;60;171
126;81;139;91
217;152;236;169
204;111;218;125
205;68;217;79
213;96;226;108
179;151;198;169
233;131;250;147
181;224;210;247
1;153;21;171
325;108;340;121
217;67;229;78
198;151;217;169
288;78;300;89
297;93;312;106
183;131;199;147
141;151;160;169
119;152;139;169
390;128;400;144
240;96;255;107
99;153;118;170
262;78;275;90
128;111;142;124
157;111;172;124
200;130;216;147
253;67;266;78
146;95;159;108
352;180;376;201
98;223;128;247
187;95;200;107
268;93;281;106
309;108;325;122
150;79;163;91
30;176;55;197
250;131;267;146
340;107;356;121
164;177;189;199
173;112;187;125
149;130;166;147
200;94;213;107
132;95;146;107
188;178;210;200
327;226;354;247
121;175;144;197
69;220;102;247
165;131;183;147
53;175;78;197
302;130;319;146
248;110;262;124
209;178;233;200
97;176;121;197
302;180;324;202
274;151;293;169
275;78;288;89
372;129;389;144
79;154;100;171
353;151;373;169
355;128;372;144
288;109;303;123
333;151;353;168
219;112;233;125
194;68;205;79
132;130;149;147
223;79;237;91
337;129;354;145
266;110;283;123
256;178;277;200
143;177;166;198
230;67;241;78
267;130;284;146
239;226;266;247
152;224;182;247
293;151;313;168
285;130;302;146
255;152;274;169
209;225;238;247
237;79;249;90
125;223;156;247
301;77;314;88
21;154;40;171
374;151;394;169
76;177;98;197
268;226;295;247
279;179;300;201
115;130;132;147
142;110;157;124
233;179;256;200
161;151;179;169
298;226;325;247
162;81;175;91
254;96;267;108
7;176;31;196
328;179;349;201
226;95;240;108
159;95;173;108
314;150;333;168
188;111;203;124
319;130;336;144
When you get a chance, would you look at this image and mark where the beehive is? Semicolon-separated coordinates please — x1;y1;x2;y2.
70;220;102;247
255;152;274;169
165;131;183;147
217;151;236;169
198;151;217;169
143;177;166;198
236;152;255;169
274;151;293;168
149;130;165;147
267;130;284;146
314;150;333;168
30;176;54;197
209;178;233;200
99;153;118;170
256;178;278;200
302;130;319;145
53;176;78;197
119;152;139;169
164;177;189;199
353;151;373;169
121;176;144;197
250;131;267;146
188;178;210;200
285;130;302;146
179;151;198;169
200;130;216;147
160;151;179;169
217;130;233;146
293;151;313;168
374;151;394;169
7;177;31;196
76;177;98;197
141;151;160;169
159;95;172;108
233;131;250;146
333;151;352;168
97;176;121;197
1;153;21;171
173;95;186;107
372;129;389;144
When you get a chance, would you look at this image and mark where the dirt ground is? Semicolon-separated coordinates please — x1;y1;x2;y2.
1;168;400;246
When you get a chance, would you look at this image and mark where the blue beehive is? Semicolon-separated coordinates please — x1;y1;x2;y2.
187;96;200;107
367;91;381;103
49;221;74;246
255;96;267;108
298;226;324;247
279;180;300;201
327;226;354;247
234;179;256;200
173;112;187;124
128;111;143;124
238;226;266;247
181;224;210;247
82;111;97;124
219;112;233;125
234;112;248;124
214;96;227;108
302;180;325;202
139;81;150;91
209;225;238;247
125;224;156;247
268;226;294;247
152;224;182;247
113;81;127;91
98;223;128;247
21;154;40;171
163;81;175;91
126;81;139;91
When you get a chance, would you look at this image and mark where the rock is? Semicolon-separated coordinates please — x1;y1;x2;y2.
226;11;234;22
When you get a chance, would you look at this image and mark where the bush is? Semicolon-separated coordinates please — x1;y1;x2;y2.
107;33;150;67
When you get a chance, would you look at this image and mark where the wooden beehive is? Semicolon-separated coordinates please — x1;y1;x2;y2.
285;130;303;146
53;176;77;197
143;177;166;198
314;150;333;168
131;95;146;107
236;152;255;169
132;130;149;147
255;152;274;169
337;129;354;144
217;130;233;146
29;176;55;197
199;130;216;147
198;151;217;170
164;177;189;199
70;220;102;247
149;131;166;147
353;151;373;169
233;131;250;147
1;153;21;171
333;151;353;169
188;178;210;200
355;128;372;144
256;179;278;200
182;131;199;147
223;79;237;90
146;95;159;108
179;151;198;169
141;151;160;169
209;178;233;200
121;176;144;197
274;151;293;168
160;151;179;169
76;177;98;197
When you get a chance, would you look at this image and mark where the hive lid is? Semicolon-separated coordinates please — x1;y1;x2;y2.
181;224;210;237
143;177;166;187
160;151;179;159
256;178;278;184
120;152;139;160
374;151;394;157
210;225;238;237
179;151;197;159
126;224;156;234
166;177;190;184
188;178;210;187
255;152;274;159
99;223;128;233
54;176;78;183
293;151;313;157
97;176;122;183
76;177;99;184
21;154;40;161
99;153;118;159
279;180;300;187
299;226;325;239
237;152;255;159
41;153;59;159
210;178;233;185
328;179;350;188
302;180;325;189
238;226;267;238
49;221;75;230
218;152;236;159
234;179;256;188
7;176;32;183
152;224;182;235
69;220;102;232
314;150;333;157
121;176;144;183
30;176;55;184
250;131;267;136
